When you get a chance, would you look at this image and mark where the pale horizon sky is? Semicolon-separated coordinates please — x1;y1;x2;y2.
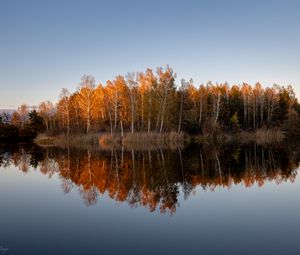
1;0;300;109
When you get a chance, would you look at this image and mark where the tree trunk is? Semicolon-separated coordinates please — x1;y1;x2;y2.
253;95;256;130
243;93;247;130
141;93;144;131
215;90;221;124
45;120;49;131
160;91;167;133
198;92;203;128
114;93;118;133
67;111;70;138
75;105;79;132
178;91;183;133
87;105;90;134
120;120;124;138
260;94;264;127
147;88;152;133
130;90;134;134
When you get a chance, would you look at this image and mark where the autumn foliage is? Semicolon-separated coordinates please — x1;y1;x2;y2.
2;66;300;140
49;67;300;136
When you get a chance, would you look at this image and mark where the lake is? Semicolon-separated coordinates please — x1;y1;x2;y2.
1;142;300;255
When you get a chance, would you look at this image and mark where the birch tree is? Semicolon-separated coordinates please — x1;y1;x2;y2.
126;72;138;134
156;66;176;133
18;104;29;128
58;88;71;137
77;75;96;133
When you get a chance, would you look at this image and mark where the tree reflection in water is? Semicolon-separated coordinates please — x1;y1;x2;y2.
1;143;299;214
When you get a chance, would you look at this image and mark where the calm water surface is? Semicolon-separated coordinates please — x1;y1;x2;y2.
0;143;300;255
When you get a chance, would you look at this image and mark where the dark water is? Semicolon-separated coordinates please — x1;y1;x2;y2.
0;142;300;255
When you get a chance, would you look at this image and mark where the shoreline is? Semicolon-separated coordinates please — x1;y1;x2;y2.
34;128;286;149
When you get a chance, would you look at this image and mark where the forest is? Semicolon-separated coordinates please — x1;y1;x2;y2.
1;66;300;143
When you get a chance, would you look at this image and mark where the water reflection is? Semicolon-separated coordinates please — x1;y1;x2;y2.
1;143;299;214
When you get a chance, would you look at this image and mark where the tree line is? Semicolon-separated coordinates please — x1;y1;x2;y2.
0;109;43;142
2;66;300;140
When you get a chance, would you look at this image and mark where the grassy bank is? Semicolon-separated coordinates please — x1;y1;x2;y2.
235;128;285;144
35;128;286;149
34;133;100;147
35;131;187;149
99;132;187;150
192;128;285;145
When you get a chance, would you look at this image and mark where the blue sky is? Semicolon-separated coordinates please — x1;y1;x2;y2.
0;0;300;108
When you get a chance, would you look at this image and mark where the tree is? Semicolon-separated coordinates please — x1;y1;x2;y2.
156;66;176;133
114;75;129;137
58;88;71;137
198;84;207;129
126;72;138;134
178;79;191;133
11;66;300;138
138;68;157;133
229;112;240;132
18;104;29;128
77;75;96;133
28;110;44;134
39;101;55;131
11;111;21;127
93;84;106;131
0;112;10;124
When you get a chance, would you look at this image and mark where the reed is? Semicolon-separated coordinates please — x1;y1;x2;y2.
98;131;186;150
122;131;185;150
236;128;285;145
35;133;100;147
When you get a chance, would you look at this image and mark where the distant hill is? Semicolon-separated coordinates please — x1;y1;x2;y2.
0;109;15;122
0;109;15;115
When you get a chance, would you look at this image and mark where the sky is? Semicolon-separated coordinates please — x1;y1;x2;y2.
0;0;300;108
